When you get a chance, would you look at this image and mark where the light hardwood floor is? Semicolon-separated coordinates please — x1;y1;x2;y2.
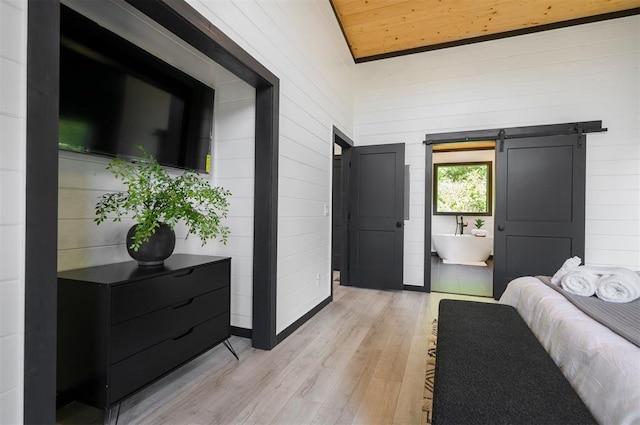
57;280;492;425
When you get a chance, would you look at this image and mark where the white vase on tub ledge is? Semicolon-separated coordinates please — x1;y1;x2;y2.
471;229;488;237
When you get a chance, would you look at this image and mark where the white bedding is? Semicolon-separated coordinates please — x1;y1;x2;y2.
500;276;640;425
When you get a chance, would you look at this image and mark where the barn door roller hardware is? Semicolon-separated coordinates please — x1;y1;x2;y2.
498;129;506;152
424;121;607;147
576;123;585;148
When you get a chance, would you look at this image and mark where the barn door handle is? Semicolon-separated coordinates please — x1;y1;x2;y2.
498;225;505;231
396;221;403;228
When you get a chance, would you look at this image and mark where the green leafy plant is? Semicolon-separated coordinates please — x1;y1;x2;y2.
95;147;231;251
475;218;485;229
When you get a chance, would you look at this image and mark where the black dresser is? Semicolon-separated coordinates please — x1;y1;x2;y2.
57;254;231;410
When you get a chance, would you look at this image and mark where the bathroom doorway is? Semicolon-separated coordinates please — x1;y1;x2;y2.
423;122;599;299
429;142;495;298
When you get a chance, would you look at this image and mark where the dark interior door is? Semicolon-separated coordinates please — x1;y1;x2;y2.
348;144;405;290
493;134;585;298
332;157;342;270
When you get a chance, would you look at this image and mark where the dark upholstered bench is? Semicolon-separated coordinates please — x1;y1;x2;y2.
432;300;597;425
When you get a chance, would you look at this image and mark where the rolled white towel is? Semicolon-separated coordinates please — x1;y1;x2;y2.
560;268;600;296
595;269;640;303
551;256;582;285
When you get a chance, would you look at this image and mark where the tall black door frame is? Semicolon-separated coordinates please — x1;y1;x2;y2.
423;143;433;293
25;0;280;421
332;126;354;288
423;121;605;295
25;3;60;423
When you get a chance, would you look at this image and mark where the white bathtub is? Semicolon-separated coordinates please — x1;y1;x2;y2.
432;234;493;266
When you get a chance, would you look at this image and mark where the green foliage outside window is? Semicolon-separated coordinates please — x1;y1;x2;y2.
434;162;491;215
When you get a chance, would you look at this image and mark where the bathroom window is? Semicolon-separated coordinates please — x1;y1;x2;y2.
433;161;492;215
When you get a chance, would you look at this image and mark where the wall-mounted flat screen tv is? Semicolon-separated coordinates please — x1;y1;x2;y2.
59;5;214;173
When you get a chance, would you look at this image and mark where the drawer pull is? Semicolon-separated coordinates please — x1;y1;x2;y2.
172;327;194;341
172;298;194;309
173;268;195;278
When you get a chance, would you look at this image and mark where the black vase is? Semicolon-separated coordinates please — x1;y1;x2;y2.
126;222;176;266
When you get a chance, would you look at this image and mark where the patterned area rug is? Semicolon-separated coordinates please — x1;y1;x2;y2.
422;319;438;425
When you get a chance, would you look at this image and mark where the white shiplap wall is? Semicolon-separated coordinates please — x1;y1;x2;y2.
184;0;356;332
355;16;640;287
0;0;26;423
210;66;256;330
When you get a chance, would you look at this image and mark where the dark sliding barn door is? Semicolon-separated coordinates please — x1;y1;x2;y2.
493;134;585;298
348;144;405;290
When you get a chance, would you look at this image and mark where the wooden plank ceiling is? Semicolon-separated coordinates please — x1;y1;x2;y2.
331;0;640;62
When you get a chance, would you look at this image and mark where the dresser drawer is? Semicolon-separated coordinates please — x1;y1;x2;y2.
109;314;229;403
111;260;230;324
111;286;229;363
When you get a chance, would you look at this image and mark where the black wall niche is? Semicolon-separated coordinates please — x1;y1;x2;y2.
25;0;280;421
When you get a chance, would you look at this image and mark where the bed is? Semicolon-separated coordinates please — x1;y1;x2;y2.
499;276;640;425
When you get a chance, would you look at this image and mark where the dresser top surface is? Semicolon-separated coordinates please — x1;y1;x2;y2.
58;254;230;285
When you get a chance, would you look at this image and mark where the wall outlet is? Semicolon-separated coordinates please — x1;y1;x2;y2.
316;273;321;286
323;204;329;216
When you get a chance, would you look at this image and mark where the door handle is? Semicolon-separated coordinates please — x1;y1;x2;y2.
498;225;505;231
396;221;403;228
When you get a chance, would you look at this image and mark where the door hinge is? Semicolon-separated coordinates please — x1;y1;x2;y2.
498;129;506;152
348;161;352;168
348;212;351;219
